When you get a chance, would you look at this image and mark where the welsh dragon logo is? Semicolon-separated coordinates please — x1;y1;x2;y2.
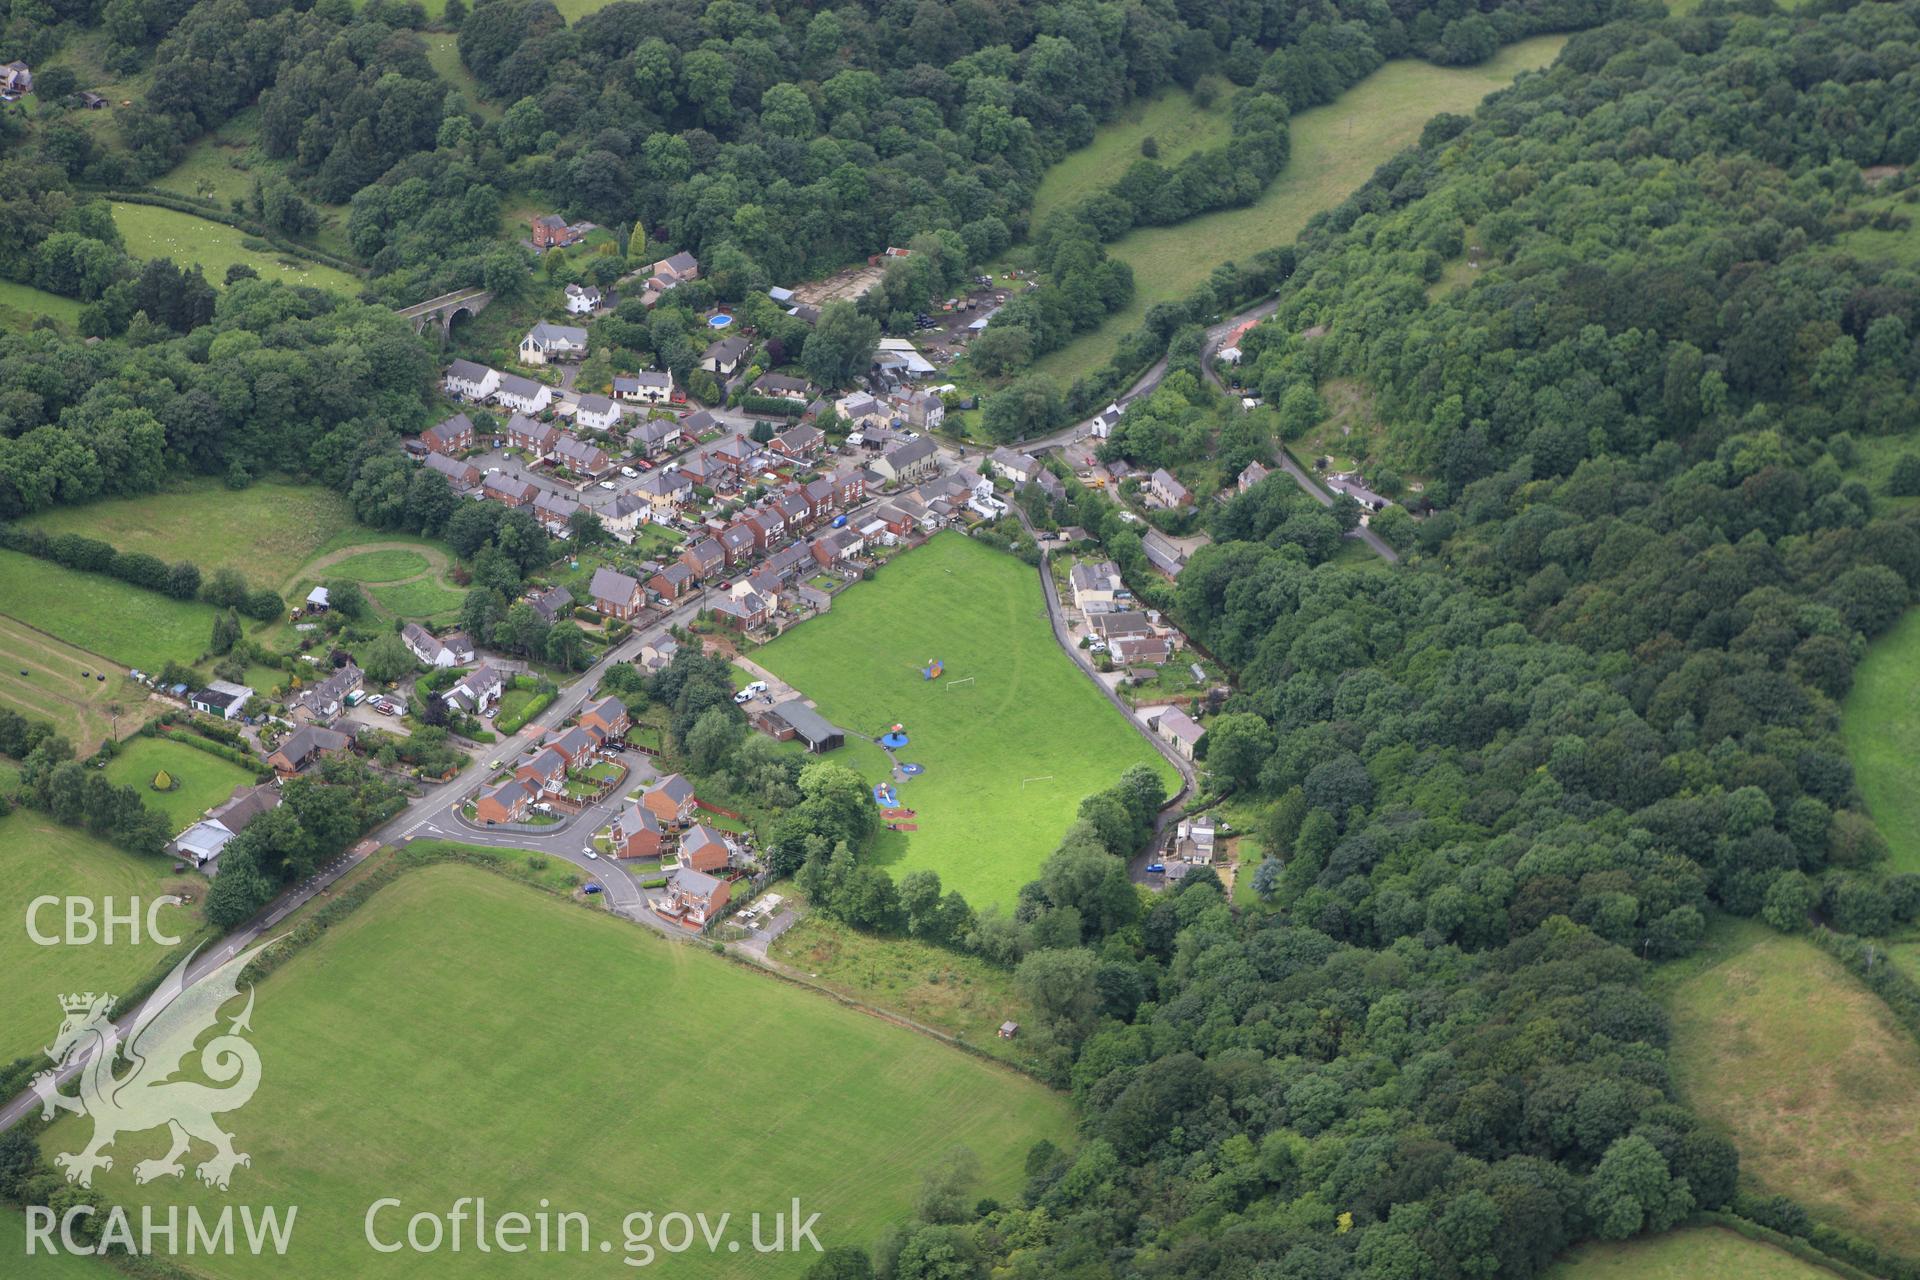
31;939;279;1191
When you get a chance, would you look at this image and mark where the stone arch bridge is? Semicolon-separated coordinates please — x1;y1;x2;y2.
395;288;493;340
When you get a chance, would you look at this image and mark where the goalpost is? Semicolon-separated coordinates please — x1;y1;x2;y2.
1020;775;1054;789
946;676;976;690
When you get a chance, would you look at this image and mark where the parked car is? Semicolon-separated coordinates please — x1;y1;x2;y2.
584;883;603;894
584;848;599;860
733;689;753;704
831;514;848;528
745;680;768;694
1146;863;1166;875
598;480;617;489
620;466;638;478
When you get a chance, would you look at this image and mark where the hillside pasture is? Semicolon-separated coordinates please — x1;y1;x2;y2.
1031;36;1569;386
754;532;1175;906
1843;607;1920;873
1550;1226;1846;1279
1031;86;1236;226
0;549;215;673
53;863;1074;1279
0;615;145;752
0;812;202;1068
109;201;361;295
0;278;86;332
1665;923;1920;1256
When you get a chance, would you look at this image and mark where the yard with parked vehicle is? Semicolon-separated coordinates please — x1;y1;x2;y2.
754;532;1175;907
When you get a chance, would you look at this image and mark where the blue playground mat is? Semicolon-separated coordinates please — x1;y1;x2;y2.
898;762;925;777
880;731;910;750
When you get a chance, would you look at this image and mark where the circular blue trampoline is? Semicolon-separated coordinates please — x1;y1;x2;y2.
898;763;925;777
880;731;909;750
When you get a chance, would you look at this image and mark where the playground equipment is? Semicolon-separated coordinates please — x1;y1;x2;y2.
872;782;899;807
921;658;944;680
880;724;909;750
898;762;925;777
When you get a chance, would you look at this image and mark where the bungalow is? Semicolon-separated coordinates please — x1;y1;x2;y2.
191;680;253;721
678;823;731;874
990;447;1039;485
268;725;351;776
423;413;475;455
528;586;573;624
423;452;482;491
664;867;730;926
173;783;281;868
614;371;674;404
1152;706;1206;761
680;409;721;437
710;591;767;631
770;423;824;459
1108;632;1173;666
1141;530;1187;580
403;623;473;668
533;489;582;535
648;562;693;601
494;373;553;416
516;747;568;794
1089;610;1154;640
520;323;589;365
530;214;582;249
872;437;939;485
551;433;612;478
751;372;810;401
294;663;362;719
578;696;630;740
563;283;601;315
1069;560;1122;613
1237;461;1270;492
681;537;725;580
443;664;507;716
1149;468;1192;508
574;394;621;433
700;335;751;377
628;417;683;455
475;778;535;825
1327;473;1390;512
641;773;699;825
507;413;560;458
609;803;664;860
484;474;538;507
633;468;693;512
589;566;646;620
444;359;499;401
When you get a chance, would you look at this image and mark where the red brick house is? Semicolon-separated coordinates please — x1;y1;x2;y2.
680;538;725;580
664;867;730;925
578;696;630;740
476;779;535;825
531;213;582;249
678;823;731;874
610;802;663;860
515;747;568;793
641;773;698;825
589;567;645;620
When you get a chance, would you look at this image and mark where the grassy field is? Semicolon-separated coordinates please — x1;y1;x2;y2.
0;811;203;1068
1844;607;1920;874
1550;1226;1844;1279
1838;196;1920;268
109;202;361;296
424;34;500;118
325;549;434;583
0;615;146;752
754;533;1174;906
52;863;1072;1277
0;1207;118;1277
0;550;215;673
770;912;1041;1064
1664;919;1920;1256
1032;87;1236;227
0;279;86;332
1031;36;1568;385
103;735;257;832
23;482;361;586
367;575;466;623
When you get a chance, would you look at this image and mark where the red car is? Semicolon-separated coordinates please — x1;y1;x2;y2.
717;580;732;590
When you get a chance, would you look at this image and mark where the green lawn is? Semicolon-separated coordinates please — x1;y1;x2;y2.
0;811;203;1068
0;1206;119;1276
103;735;257;832
754;532;1175;907
1842;607;1920;874
0;549;216;672
1664;920;1920;1257
22;481;362;587
1032;86;1235;227
0;278;86;332
424;34;500;118
0;614;145;754
1838;195;1920;268
51;863;1072;1277
109;201;361;296
368;575;467;623
325;549;433;583
1550;1226;1844;1279
1031;36;1569;385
